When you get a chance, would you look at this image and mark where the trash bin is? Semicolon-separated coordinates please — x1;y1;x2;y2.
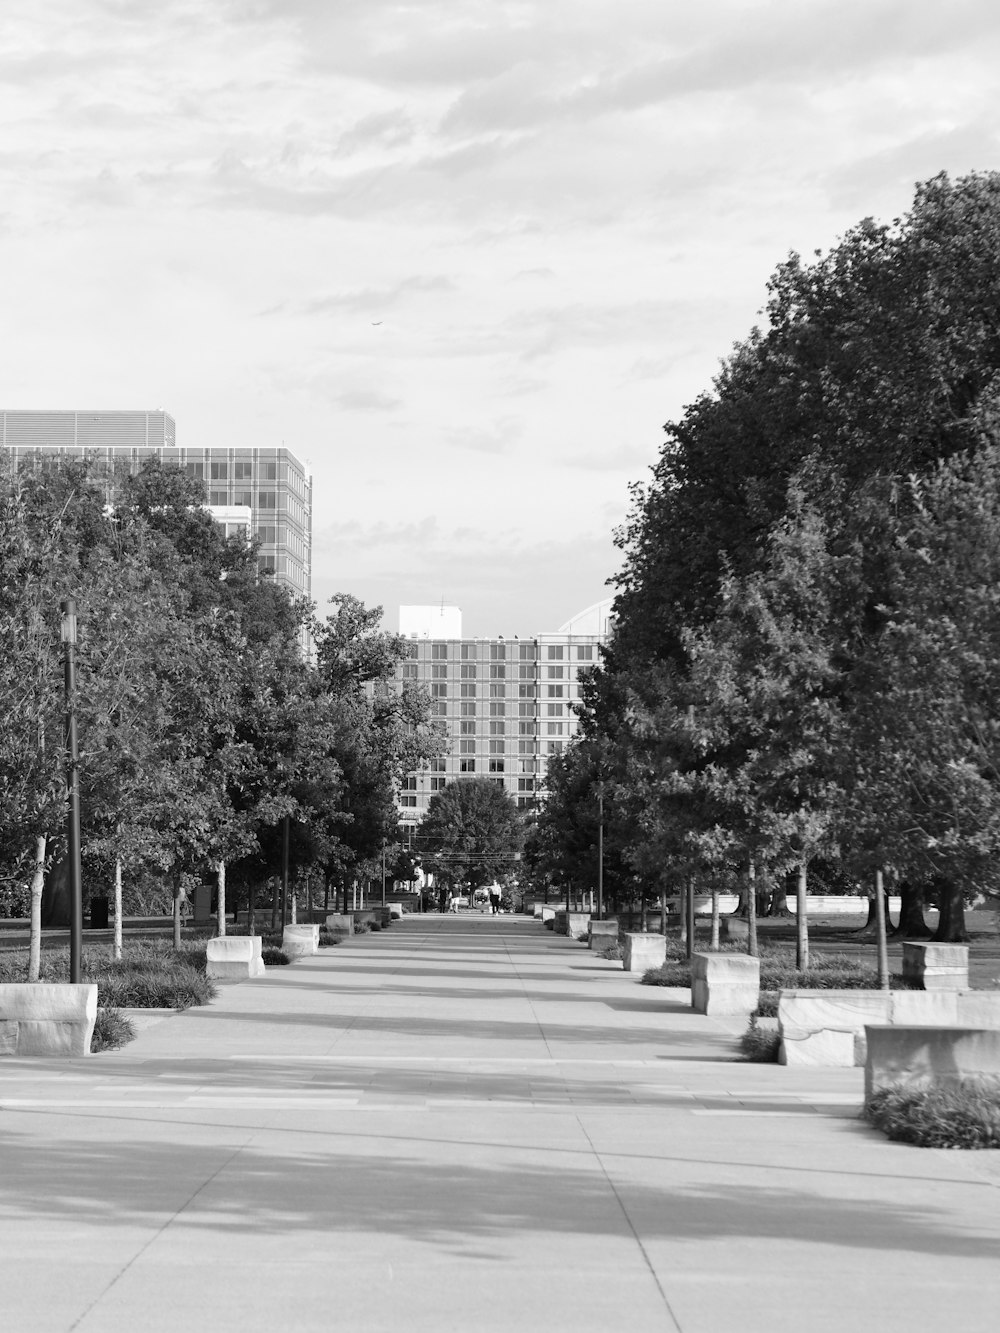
89;896;110;929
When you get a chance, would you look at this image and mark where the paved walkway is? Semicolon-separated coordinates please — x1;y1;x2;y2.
2;916;999;1332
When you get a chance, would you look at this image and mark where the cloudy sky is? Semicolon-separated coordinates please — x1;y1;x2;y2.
3;1;999;635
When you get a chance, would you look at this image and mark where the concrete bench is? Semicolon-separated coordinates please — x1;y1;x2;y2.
206;936;265;980
388;903;404;920
865;1025;1000;1099
778;989;1000;1067
282;924;320;958
0;983;98;1057
588;920;619;950
539;906;556;923
565;911;591;940
691;952;760;1016
720;916;749;941
325;913;354;939
902;942;969;991
623;933;667;973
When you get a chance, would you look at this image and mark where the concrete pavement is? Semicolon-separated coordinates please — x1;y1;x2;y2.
1;915;998;1332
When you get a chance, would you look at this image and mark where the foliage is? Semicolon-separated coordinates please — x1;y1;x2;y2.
416;778;525;891
864;1081;1000;1148
739;1017;781;1063
91;1007;136;1053
261;947;290;965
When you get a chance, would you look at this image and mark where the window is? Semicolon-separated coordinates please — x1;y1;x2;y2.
256;524;276;543
401;776;417;791
461;643;476;659
489;702;506;717
547;685;564;698
258;491;277;510
430;683;446;698
547;722;565;735
460;759;476;773
518;740;536;754
518;684;535;698
516;796;535;808
518;665;535;679
518;703;534;717
547;645;564;661
234;460;253;481
518;721;535;735
546;666;564;679
432;664;447;678
432;701;446;717
489;739;504;755
185;462;204;480
460;664;476;679
489;683;505;698
490;664;506;679
491;777;505;788
519;644;535;660
234;489;253;507
432;643;447;660
261;461;277;481
400;794;417;807
209;489;228;505
402;663;417;679
430;758;446;772
460;683;476;698
406;643;418;659
489;759;505;773
517;778;535;792
576;645;594;661
489;720;504;735
546;703;564;717
430;777;446;792
459;739;475;754
519;758;537;773
460;702;476;717
490;643;506;660
460;721;475;736
210;461;229;480
549;740;563;754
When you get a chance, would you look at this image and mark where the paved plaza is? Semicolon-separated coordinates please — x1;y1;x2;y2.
1;916;999;1332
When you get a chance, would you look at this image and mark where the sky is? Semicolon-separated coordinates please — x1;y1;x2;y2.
2;1;999;636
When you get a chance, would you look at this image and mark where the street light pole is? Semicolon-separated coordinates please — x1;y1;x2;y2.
597;787;604;922
61;598;83;984
381;838;387;907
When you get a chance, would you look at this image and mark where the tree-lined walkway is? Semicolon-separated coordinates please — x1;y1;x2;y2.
1;917;999;1332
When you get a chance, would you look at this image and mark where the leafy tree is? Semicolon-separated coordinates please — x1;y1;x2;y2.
417;779;524;893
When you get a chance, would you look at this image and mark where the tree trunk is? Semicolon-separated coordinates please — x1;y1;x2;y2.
172;874;183;950
894;880;931;939
247;881;256;935
709;884;720;951
932;878;969;942
113;858;123;961
767;879;791;917
217;861;226;938
795;860;809;972
270;876;280;933
28;835;47;982
874;867;889;990
660;888;667;937
324;878;330;913
747;857;759;959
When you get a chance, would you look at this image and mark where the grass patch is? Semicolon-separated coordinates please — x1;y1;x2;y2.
739;1016;781;1062
599;943;623;961
864;1081;1000;1148
0;942;215;1010
91;1007;136;1053
641;946;886;992
317;928;341;947
262;947;290;966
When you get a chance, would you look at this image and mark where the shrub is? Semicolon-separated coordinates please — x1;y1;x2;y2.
599;943;623;961
739;1016;781;1062
318;928;340;946
864;1081;1000;1148
0;943;216;1008
91;1007;136;1053
262;947;290;966
354;921;372;934
641;948;885;991
368;921;382;931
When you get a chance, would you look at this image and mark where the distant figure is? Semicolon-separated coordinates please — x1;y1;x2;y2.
489;887;502;916
449;891;460;914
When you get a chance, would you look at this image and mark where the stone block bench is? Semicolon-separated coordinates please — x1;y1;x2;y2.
865;1025;1000;1099
691;952;760;1016
282;924;320;958
325;913;354;939
902;942;969;991
565;911;591;940
623;933;667;973
778;989;1000;1067
388;903;404;919
588;920;619;950
0;983;98;1057
206;936;265;980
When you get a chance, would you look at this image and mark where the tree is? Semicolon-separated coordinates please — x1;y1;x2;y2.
417;779;524;893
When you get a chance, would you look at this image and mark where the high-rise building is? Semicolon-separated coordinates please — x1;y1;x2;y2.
0;409;312;599
394;600;612;825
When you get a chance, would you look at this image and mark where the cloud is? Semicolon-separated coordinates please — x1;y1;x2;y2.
332;388;402;412
298;275;455;316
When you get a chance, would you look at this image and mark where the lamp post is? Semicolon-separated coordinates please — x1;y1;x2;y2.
597;786;604;922
61;598;83;984
381;838;387;907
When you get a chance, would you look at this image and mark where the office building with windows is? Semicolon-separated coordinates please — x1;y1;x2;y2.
394;601;612;825
0;409;312;599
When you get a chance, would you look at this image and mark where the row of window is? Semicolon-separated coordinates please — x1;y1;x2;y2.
417;643;596;662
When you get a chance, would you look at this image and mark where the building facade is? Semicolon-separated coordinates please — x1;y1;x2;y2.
395;601;611;826
0;409;312;599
